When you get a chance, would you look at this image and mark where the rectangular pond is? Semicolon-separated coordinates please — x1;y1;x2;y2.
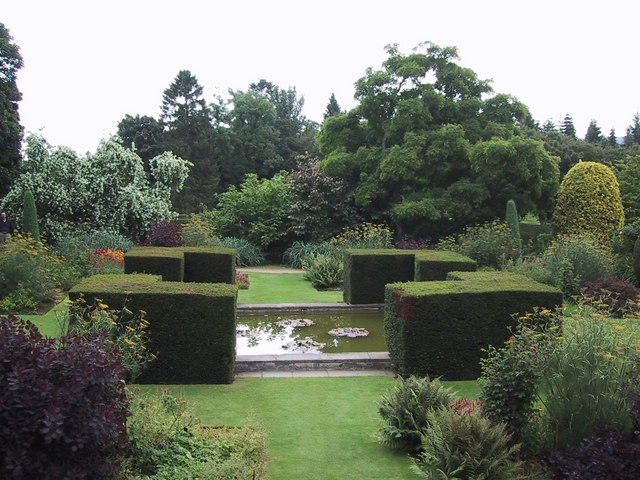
236;311;386;355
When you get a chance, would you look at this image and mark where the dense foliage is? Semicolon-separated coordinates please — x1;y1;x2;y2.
209;172;293;253
0;23;23;197
1;135;191;243
553;161;624;245
0;235;78;313
378;375;454;453
0;315;129;479
413;408;524;479
317;42;559;238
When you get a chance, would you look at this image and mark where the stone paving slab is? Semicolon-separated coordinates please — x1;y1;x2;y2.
236;369;396;378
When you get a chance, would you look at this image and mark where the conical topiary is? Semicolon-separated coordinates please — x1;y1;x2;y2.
505;199;522;256
22;190;40;242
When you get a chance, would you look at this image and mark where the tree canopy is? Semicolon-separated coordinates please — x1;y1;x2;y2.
0;23;23;197
316;42;558;238
0;134;191;242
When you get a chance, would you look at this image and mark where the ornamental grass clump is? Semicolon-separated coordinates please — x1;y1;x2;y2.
302;253;344;289
538;308;638;449
378;375;455;453
412;408;525;480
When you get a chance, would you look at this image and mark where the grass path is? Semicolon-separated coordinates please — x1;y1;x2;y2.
140;378;480;480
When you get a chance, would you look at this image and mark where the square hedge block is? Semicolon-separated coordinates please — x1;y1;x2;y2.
182;246;236;284
343;249;415;304
385;271;562;380
414;250;477;281
343;249;476;304
70;274;238;384
124;247;184;281
124;246;236;284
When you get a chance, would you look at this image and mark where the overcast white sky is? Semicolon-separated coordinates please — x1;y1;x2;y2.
4;0;640;154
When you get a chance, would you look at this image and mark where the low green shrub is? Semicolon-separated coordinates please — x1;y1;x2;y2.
505;256;555;286
480;308;562;445
125;390;268;479
56;230;135;254
209;237;265;267
454;220;519;269
413;408;524;479
330;222;394;250
0;236;79;313
283;241;338;268
181;213;217;246
378;375;454;453
302;253;344;289
543;234;615;294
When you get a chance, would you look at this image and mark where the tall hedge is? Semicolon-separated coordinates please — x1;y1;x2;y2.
385;271;562;380
70;274;237;384
22;190;40;242
553;161;624;245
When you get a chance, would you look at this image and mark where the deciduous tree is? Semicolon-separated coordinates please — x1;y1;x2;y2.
0;23;23;197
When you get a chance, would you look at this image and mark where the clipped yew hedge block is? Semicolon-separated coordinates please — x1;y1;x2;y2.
70;274;237;384
182;246;236;284
343;250;415;304
124;246;236;284
414;250;477;281
124;247;184;281
385;271;562;380
343;249;477;304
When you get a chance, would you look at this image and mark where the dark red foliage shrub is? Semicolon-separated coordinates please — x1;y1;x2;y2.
547;427;640;480
582;275;640;317
144;221;183;247
0;315;129;480
395;236;434;250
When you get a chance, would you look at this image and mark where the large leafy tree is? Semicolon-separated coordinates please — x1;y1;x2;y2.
287;154;357;242
317;42;556;238
116;114;164;170
223;90;281;185
0;23;23;197
0;134;191;242
249;79;319;171
209;172;293;252
161;70;220;212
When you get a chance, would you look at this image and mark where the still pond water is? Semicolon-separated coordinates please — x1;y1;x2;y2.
236;311;386;355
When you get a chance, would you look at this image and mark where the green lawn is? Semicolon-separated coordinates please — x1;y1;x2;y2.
20;299;68;338
139;377;480;480
238;272;343;304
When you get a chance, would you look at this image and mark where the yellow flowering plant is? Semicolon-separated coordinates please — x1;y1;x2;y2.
59;295;155;382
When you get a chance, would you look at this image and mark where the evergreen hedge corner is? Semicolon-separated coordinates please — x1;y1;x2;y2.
182;246;236;284
343;249;415;304
414;250;477;281
124;247;184;281
384;272;562;380
69;274;238;384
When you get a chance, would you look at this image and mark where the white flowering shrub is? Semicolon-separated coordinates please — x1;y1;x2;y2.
1;134;191;242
